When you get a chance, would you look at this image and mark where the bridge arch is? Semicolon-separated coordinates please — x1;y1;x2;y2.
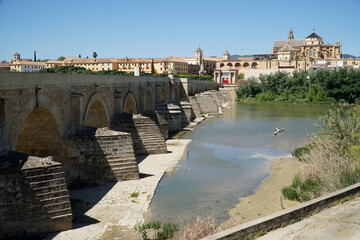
123;91;138;114
243;62;249;68
220;63;224;67
235;62;241;68
251;62;258;69
145;85;155;111
16;107;61;158
83;93;109;128
160;87;168;104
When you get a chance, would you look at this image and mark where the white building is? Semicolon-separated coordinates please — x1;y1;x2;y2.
10;61;46;72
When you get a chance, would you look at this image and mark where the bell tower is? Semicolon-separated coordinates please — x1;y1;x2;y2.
195;45;203;65
288;28;294;40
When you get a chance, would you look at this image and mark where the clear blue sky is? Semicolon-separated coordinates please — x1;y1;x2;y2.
1;0;360;61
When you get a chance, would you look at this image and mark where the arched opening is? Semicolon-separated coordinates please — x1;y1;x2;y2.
227;63;233;67
174;88;180;102
251;62;258;69
235;62;241;68
124;93;138;114
84;101;108;128
16;107;60;157
145;89;154;111
243;62;249;68
220;63;224;67
160;88;167;104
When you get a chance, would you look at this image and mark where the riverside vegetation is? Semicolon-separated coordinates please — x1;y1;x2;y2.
283;106;360;202
136;216;219;240
236;69;360;104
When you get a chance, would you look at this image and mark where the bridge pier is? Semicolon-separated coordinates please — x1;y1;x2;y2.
61;126;139;187
110;113;167;155
0;150;72;238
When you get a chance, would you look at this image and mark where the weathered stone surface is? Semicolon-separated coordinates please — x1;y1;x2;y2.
110;113;167;155
155;104;182;132
143;110;169;140
61;126;139;186
0;150;72;238
195;91;220;114
179;101;195;127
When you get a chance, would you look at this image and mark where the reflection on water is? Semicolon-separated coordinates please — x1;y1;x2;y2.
150;102;332;224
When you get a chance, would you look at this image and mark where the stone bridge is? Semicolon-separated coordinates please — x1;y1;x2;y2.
0;72;234;237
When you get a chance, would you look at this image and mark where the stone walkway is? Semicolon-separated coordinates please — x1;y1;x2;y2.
46;139;191;240
258;196;360;240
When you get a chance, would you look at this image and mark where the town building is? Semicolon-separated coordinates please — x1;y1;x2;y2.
62;57;119;71
0;61;10;72
45;60;63;68
10;53;46;72
178;46;219;74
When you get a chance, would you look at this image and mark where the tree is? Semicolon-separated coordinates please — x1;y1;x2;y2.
151;58;155;74
93;52;97;58
79;54;81;58
57;56;65;61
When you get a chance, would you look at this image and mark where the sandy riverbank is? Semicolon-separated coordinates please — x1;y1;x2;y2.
46;139;192;240
223;156;303;229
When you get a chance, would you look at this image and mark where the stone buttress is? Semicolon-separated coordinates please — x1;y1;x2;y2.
142;111;169;140
155;104;182;132
110;113;167;155
0;150;72;238
61;126;139;186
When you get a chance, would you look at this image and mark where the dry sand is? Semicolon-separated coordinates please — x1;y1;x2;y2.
223;157;303;229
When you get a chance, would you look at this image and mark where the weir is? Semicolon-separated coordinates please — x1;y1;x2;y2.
0;72;235;237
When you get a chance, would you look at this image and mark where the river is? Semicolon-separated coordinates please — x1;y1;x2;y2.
149;102;333;225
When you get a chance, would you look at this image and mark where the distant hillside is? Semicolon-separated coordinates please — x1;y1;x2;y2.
343;54;359;59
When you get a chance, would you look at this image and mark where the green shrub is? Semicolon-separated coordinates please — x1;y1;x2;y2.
282;175;322;202
255;91;276;101
292;146;310;160
135;221;178;240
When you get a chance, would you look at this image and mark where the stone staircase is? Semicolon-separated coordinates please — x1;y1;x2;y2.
62;126;139;184
22;165;72;220
110;113;167;155
99;133;139;181
132;115;167;155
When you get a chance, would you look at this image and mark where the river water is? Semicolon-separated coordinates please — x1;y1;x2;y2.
149;102;332;225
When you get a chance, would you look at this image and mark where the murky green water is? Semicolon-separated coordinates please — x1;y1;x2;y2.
149;102;333;225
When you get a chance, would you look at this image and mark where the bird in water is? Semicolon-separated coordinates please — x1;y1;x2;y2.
272;128;284;137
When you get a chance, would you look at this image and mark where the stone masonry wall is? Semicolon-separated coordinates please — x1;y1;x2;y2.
61;126;139;186
0;151;72;238
188;96;203;118
110;113;167;155
179;101;194;127
143;111;169;140
195;92;220;114
155;104;182;132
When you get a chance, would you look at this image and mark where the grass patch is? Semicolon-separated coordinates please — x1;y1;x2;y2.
135;221;177;240
291;146;310;160
131;192;139;198
282;175;322;202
